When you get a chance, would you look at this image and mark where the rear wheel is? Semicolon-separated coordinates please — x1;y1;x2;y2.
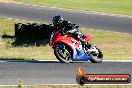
54;43;72;63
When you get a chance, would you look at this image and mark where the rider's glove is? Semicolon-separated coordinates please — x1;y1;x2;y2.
67;28;76;34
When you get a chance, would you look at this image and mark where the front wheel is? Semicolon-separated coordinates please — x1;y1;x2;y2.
89;45;103;63
54;43;72;63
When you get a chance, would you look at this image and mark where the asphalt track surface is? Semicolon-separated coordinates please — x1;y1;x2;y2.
0;2;132;33
0;60;132;85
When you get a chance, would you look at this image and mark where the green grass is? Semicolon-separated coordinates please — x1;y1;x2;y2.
0;18;15;36
0;17;56;60
83;28;132;60
0;17;132;60
14;0;132;15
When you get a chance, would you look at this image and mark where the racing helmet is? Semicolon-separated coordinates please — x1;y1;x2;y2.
52;15;64;26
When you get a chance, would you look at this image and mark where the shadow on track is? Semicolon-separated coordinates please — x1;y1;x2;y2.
0;58;85;63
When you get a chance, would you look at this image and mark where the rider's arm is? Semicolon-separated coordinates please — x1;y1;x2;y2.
66;28;77;34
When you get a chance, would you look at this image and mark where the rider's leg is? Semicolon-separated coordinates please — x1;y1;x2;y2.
79;37;91;48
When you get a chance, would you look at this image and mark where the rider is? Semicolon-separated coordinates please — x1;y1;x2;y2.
52;15;91;48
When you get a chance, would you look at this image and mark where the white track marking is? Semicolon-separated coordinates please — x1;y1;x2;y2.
1;60;132;62
0;84;132;86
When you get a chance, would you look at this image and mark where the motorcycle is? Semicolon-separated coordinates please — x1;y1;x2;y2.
50;25;103;63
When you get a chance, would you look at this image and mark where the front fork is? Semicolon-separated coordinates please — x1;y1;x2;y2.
85;45;99;56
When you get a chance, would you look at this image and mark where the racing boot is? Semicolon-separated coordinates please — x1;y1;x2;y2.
84;42;91;49
80;38;91;49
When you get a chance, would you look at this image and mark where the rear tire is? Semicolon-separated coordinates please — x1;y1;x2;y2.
54;43;72;63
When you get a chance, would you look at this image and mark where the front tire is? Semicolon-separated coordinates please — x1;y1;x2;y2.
90;46;103;63
54;43;72;63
